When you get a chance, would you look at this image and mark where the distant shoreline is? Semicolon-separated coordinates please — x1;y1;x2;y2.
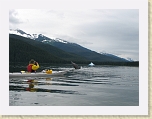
9;61;139;67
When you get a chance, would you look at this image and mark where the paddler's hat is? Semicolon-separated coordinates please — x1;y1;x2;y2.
29;59;35;64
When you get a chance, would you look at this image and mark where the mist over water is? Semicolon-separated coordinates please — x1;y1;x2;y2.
9;64;139;106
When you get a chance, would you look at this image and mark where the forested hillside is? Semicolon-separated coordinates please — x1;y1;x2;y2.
9;34;88;63
9;37;66;63
42;39;128;62
9;34;139;66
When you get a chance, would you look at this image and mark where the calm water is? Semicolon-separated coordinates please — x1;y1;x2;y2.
9;64;139;106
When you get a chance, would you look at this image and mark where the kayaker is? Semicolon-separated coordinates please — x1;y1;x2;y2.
27;59;40;72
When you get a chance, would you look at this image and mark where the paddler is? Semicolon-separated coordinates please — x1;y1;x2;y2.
27;59;40;72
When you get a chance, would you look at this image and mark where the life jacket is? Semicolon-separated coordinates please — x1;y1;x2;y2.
27;64;35;72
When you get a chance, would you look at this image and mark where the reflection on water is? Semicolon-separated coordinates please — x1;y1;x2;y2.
9;65;139;106
10;78;79;94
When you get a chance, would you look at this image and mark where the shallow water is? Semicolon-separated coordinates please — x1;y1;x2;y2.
9;65;139;106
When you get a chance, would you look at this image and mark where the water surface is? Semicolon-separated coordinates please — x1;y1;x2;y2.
9;65;139;106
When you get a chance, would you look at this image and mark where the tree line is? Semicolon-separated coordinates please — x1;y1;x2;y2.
9;34;139;66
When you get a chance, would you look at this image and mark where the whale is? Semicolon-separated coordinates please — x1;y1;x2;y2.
71;61;81;69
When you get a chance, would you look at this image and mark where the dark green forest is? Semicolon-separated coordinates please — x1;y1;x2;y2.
9;34;139;66
9;37;65;63
9;34;88;64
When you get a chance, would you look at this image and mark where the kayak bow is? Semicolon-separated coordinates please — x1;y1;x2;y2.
9;70;67;78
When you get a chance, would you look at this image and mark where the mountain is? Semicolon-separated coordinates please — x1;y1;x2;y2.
9;34;89;63
126;57;134;62
100;52;133;62
9;29;129;62
9;35;65;63
9;29;39;39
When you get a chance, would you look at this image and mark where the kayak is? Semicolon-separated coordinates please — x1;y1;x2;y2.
9;70;67;78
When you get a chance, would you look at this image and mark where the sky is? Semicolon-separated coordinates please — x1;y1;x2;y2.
0;0;149;115
9;9;139;61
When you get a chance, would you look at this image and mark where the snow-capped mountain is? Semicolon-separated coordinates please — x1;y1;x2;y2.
9;29;39;39
126;57;134;62
100;52;132;62
9;29;70;44
9;29;131;62
55;38;68;44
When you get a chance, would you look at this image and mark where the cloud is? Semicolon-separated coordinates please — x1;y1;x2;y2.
66;9;139;59
72;10;138;38
9;9;139;60
9;10;24;24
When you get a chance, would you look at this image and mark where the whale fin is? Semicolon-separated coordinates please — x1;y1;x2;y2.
71;61;80;69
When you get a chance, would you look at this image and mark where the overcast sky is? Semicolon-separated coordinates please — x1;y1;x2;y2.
9;9;139;61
